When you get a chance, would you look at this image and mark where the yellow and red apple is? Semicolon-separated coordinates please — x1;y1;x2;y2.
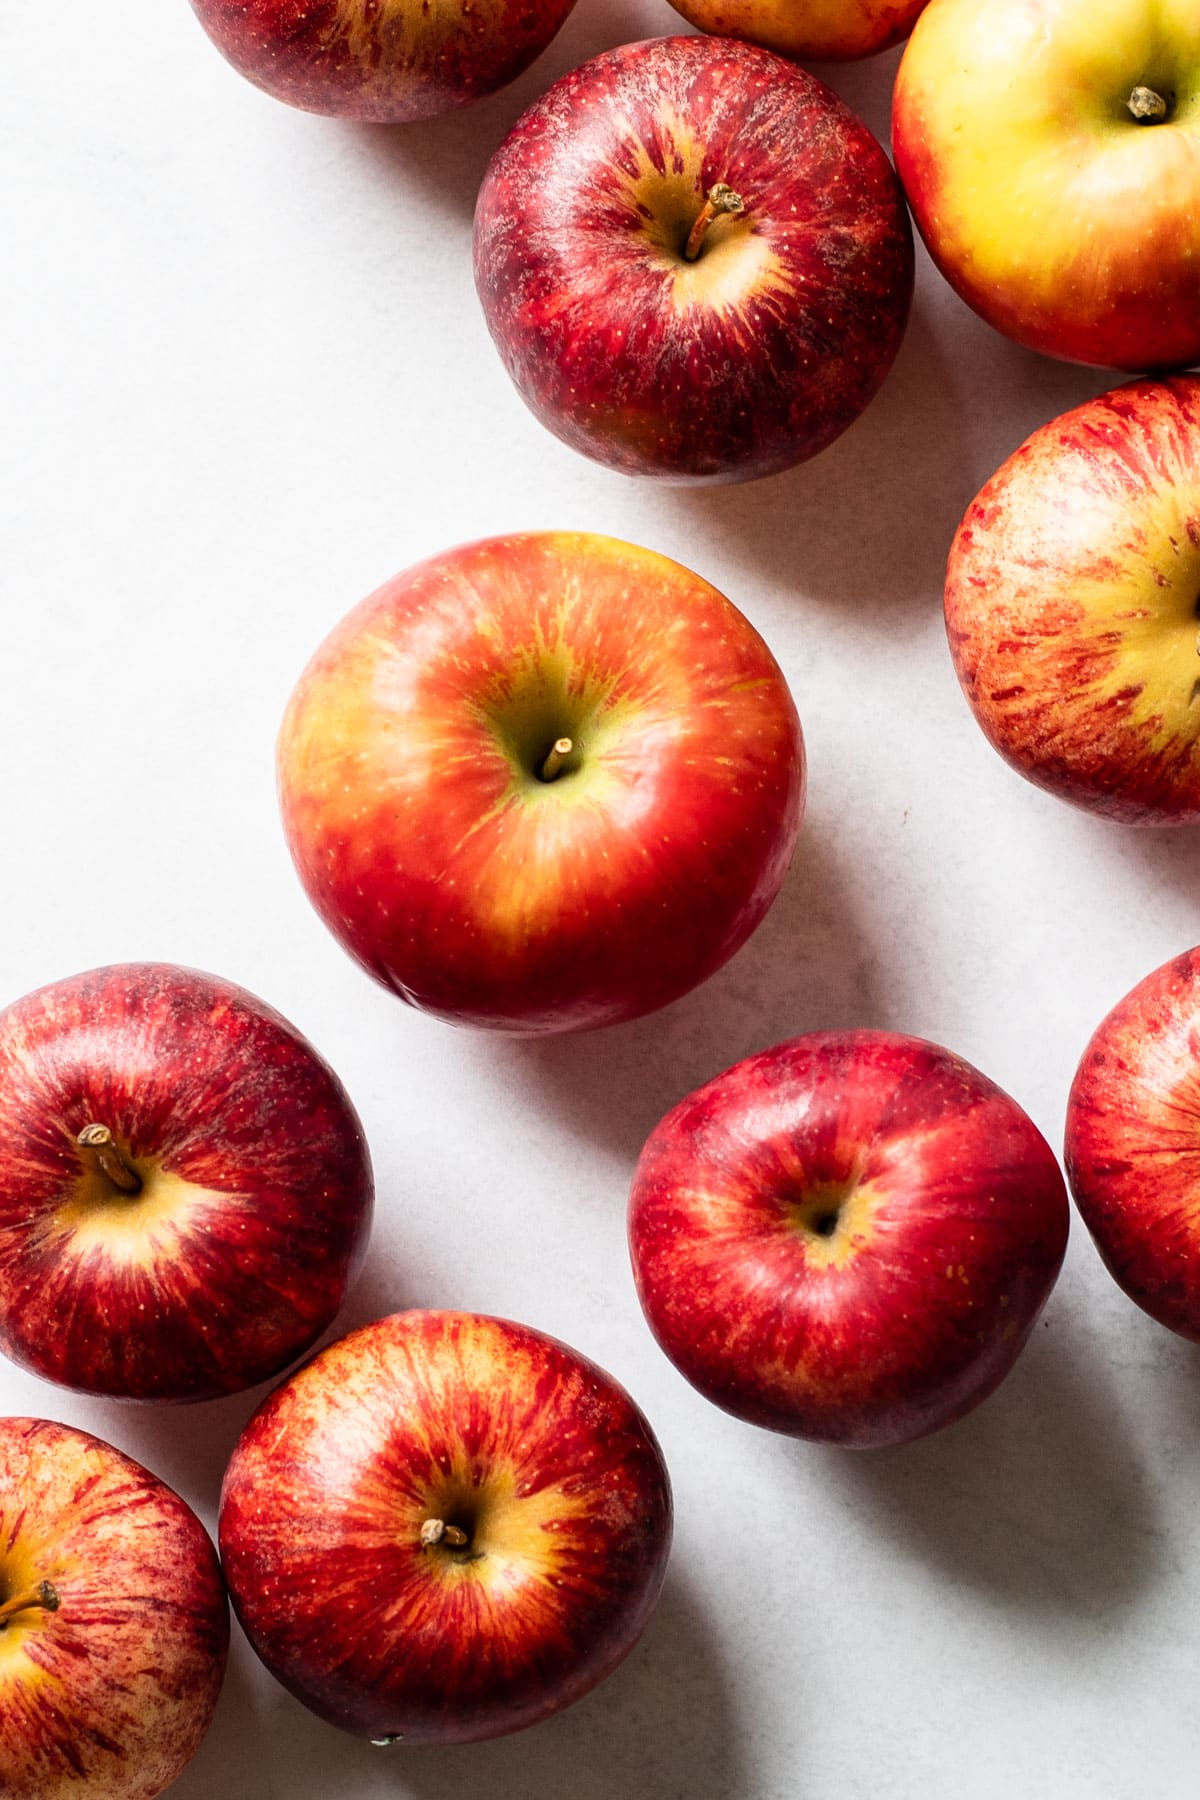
219;1311;672;1743
277;532;805;1032
0;1419;228;1799
893;0;1200;368
474;36;913;482
944;377;1200;824
186;0;578;121
1066;948;1200;1338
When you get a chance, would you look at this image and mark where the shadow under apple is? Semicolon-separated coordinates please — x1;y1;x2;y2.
336;0;668;227
169;1569;747;1800
482;815;890;1166
808;1310;1163;1622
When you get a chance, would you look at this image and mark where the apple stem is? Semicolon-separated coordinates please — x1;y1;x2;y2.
76;1124;142;1195
538;737;574;783
0;1581;60;1627
1127;85;1170;122
419;1518;469;1549
684;184;745;262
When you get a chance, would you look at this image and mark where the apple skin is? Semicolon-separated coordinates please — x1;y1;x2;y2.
629;1032;1069;1448
277;532;805;1033
1065;947;1200;1339
186;0;578;122
0;963;373;1400
0;1417;228;1799
218;1310;672;1744
664;0;928;62
893;0;1200;369
944;377;1200;825
473;36;913;483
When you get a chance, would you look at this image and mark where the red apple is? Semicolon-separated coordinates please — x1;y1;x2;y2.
1065;947;1200;1338
0;1417;228;1799
893;0;1200;369
276;532;804;1032
664;0;929;62
186;0;578;122
219;1310;672;1744
944;377;1200;824
473;36;913;482
0;963;373;1400
629;1031;1069;1447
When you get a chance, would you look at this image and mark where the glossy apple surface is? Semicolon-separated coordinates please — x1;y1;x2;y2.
277;532;804;1032
0;1417;228;1799
187;0;578;122
945;377;1200;824
665;0;928;61
893;0;1200;368
219;1310;672;1743
0;963;373;1399
1065;947;1200;1337
474;36;913;482
629;1032;1069;1447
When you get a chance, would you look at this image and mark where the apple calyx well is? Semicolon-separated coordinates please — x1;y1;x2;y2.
537;736;574;782
76;1122;143;1194
1127;85;1171;123
0;1580;60;1627
684;184;745;262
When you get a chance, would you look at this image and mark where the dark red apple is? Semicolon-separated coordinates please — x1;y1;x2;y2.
277;531;804;1032
1065;947;1200;1338
473;35;913;483
0;1417;228;1799
629;1031;1069;1447
0;963;373;1400
219;1310;672;1744
186;0;578;122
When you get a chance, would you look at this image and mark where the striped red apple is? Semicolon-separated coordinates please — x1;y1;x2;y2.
219;1311;672;1743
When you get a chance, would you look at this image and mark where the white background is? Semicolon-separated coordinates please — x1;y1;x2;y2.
3;2;1200;1796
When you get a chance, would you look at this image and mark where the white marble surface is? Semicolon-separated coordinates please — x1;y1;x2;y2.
3;2;1200;1795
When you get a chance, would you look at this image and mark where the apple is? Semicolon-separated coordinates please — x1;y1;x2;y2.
0;962;373;1400
1065;947;1200;1337
944;376;1200;824
186;0;578;122
0;1417;228;1798
277;531;805;1032
662;0;929;63
893;0;1200;369
473;36;913;482
629;1031;1070;1447
219;1310;672;1743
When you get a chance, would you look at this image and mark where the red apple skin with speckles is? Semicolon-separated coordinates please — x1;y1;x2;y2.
276;532;805;1034
945;378;1200;824
629;1032;1069;1448
219;1311;672;1744
473;37;913;483
1065;948;1200;1339
0;963;373;1401
0;1418;228;1800
187;0;578;122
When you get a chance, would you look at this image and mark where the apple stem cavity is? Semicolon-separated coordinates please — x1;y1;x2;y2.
419;1518;470;1549
538;737;574;783
0;1580;60;1627
76;1123;143;1195
683;184;745;262
1127;85;1171;123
